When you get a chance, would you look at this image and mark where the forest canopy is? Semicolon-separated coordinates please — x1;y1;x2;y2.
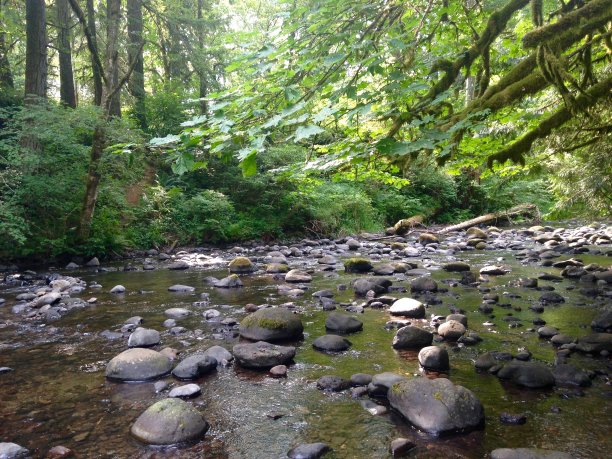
0;0;610;259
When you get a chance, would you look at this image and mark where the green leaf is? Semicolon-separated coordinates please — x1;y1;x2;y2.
171;152;195;175
376;138;436;156
150;134;180;146
284;86;301;103
295;125;325;142
324;53;346;66
313;106;339;123
240;151;258;177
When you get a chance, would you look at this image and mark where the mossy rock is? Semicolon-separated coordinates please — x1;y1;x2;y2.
239;308;303;341
266;263;289;274
106;348;171;382
130;398;209;445
344;258;373;273
228;256;255;274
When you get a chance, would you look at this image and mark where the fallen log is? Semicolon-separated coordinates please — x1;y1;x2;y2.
438;204;539;234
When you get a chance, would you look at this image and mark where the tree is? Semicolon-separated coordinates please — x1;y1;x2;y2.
24;0;47;102
106;0;122;117
57;0;77;108
86;0;103;105
127;0;146;128
0;0;14;91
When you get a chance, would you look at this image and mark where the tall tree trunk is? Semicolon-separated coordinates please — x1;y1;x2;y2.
57;0;76;108
106;0;121;117
0;0;14;91
24;0;47;102
127;0;146;129
197;0;207;114
86;0;103;105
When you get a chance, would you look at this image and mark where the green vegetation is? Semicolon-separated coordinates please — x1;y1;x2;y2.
0;1;609;261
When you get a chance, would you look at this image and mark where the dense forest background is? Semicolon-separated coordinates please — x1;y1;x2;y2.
0;0;610;260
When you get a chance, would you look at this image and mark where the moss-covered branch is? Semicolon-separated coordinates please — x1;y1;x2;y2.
487;75;612;168
522;0;612;49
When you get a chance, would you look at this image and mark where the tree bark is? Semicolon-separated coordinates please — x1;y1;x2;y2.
86;0;103;105
0;0;14;90
197;0;208;114
106;0;122;117
57;0;77;108
127;0;146;128
25;0;48;102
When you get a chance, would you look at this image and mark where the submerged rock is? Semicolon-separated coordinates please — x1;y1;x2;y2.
130;398;208;445
233;341;296;369
490;448;573;459
388;377;484;436
214;274;243;288
312;335;351;352
392;326;433;350
287;442;331;459
325;312;363;333
239;308;303;341
316;375;351;392
496;362;555;388
105;348;172;381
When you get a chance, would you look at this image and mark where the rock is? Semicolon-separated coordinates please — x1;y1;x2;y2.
266;263;289;274
591;310;612;332
214;274;243;288
239;308;303;341
418;346;450;372
167;260;189;270
350;373;372;386
446;314;468;327
550;334;574;346
346;239;361;250
466;227;487;239
593;270;612;283
0;367;14;374
552;364;591;387
269;365;287;378
312;335;351;352
390;438;416;457
325;312;363;333
130;398;208;445
480;265;509;275
285;269;312;283
373;264;396;276
0;443;29;459
167;284;195;292
233;341;296;369
343;258;373;273
576;333;612;353
537;326;559;339
65;262;79;269
388;377;484;436
490;448;573;459
164;308;191;319
316;375;351;392
105;348;172;381
539;292;564;304
202;345;233;364
496;362;555;388
228;256;255;274
154;381;169;393
418;233;439;244
46;445;74;458
410;277;438;292
85;257;100;267
392;326;433;350
318;255;337;265
367;372;408;398
163;319;177;328
169;383;201;398
442;262;471;272
475;352;497;371
389;298;425;318
125;316;143;325
31;291;61;308
437;320;466;341
352;278;391;297
287;442;331;459
110;284;126;294
172;354;217;380
128;328;161;347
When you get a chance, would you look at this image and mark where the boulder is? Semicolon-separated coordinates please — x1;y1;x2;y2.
316;375;351;392
344;258;373;273
576;333;612;353
287;443;331;459
0;443;29;459
202;345;233;364
496;362;555;388
392;326;433;350
480;265;509;275
105;348;172;381
266;263;289;274
490;448;573;459
285;269;312;283
437;320;466;341
214;274;243;288
539;292;564;304
233;341;296;369
325;312;363;333
418;346;450;372
418;233;439;244
228;257;255;274
130;398;208;445
164;308;191;319
167;260;189;270
352;278;391;297
172;354;217;380
474;352;497;371
410;277;438;293
442;262;471;272
552;364;591;387
312;335;351;352
128;328;160;348
239;308;303;341
466;227;487;239
388;377;484;436
591;310;612;332
389;298;425;318
367;372;408;398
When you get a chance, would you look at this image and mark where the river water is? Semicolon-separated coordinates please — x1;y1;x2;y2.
0;244;610;458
